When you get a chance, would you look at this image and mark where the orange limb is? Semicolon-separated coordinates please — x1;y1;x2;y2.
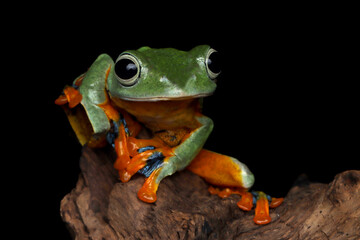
127;137;165;157
98;101;142;137
119;110;142;137
137;167;162;203
123;145;174;182
98;101;120;122
113;123;131;180
96;84;120;122
55;86;82;108
113;122;169;183
189;149;283;225
111;111;166;182
187;149;251;188
120;149;156;182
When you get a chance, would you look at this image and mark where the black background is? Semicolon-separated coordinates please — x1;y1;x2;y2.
14;7;358;239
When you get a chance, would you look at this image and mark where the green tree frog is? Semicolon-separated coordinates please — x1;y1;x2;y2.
56;45;283;225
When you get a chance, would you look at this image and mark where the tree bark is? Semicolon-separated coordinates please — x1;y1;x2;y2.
60;146;360;240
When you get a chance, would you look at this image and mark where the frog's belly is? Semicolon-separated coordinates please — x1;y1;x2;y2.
111;97;200;132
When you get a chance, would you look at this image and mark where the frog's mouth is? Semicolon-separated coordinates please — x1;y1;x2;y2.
117;92;214;102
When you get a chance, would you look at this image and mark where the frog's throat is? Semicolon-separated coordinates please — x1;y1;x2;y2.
114;92;213;102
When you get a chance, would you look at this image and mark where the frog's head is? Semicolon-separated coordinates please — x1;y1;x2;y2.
107;45;219;101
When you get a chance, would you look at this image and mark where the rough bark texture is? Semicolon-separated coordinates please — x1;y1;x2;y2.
60;146;360;240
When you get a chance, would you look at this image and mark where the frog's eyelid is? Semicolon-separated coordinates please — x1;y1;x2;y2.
114;54;141;87
205;48;221;80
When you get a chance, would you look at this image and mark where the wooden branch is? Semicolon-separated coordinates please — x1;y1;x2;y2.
60;146;360;239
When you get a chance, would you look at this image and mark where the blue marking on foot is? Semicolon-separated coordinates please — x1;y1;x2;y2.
137;151;164;177
138;146;155;153
250;191;272;206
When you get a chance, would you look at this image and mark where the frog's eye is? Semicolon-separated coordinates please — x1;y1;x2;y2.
206;48;221;79
115;54;140;86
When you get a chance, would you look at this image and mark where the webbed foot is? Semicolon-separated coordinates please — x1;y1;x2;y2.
55;85;82;108
136;150;181;203
209;187;284;225
252;191;284;224
118;141;174;181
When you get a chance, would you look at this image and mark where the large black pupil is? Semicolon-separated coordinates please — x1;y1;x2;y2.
115;59;138;80
207;52;221;74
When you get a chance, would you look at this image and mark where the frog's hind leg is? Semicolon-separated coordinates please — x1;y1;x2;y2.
187;149;284;225
187;149;256;213
187;149;255;189
137;115;215;203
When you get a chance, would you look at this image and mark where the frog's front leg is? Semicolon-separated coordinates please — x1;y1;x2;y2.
187;149;283;225
136;115;214;203
55;54;117;146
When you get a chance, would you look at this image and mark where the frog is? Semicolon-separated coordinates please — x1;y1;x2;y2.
55;45;283;225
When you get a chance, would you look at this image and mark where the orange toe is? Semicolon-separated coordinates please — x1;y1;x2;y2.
253;192;271;225
64;86;82;108
137;189;157;203
269;197;284;208
237;191;254;211
55;95;68;105
137;168;160;203
119;170;132;183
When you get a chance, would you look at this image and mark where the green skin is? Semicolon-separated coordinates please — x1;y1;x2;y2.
74;45;254;188
108;45;217;100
